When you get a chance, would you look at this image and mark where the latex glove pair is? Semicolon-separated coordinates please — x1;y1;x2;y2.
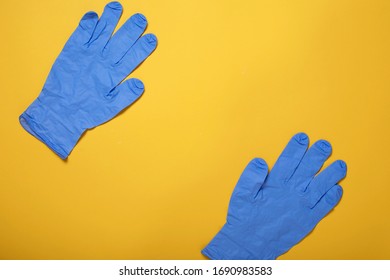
20;2;347;259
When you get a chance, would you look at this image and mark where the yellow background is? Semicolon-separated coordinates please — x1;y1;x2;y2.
0;0;389;259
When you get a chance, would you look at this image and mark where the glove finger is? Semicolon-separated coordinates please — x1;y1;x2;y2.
233;158;268;200
268;133;309;184
114;34;157;79
88;2;123;48
291;140;332;191
307;160;347;208
104;13;148;62
311;184;343;222
68;11;98;45
110;78;145;115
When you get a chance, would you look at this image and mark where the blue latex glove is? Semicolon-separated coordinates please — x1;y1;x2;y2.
19;2;157;159
202;133;347;259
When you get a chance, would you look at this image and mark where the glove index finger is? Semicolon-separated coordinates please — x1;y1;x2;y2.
113;33;158;80
269;133;309;184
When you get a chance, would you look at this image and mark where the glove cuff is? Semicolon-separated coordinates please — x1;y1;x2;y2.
202;224;277;260
19;96;84;159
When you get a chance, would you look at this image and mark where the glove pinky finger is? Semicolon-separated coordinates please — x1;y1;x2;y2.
68;11;98;45
311;184;343;222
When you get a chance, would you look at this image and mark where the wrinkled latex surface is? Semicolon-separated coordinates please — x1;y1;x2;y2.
202;133;347;259
19;2;157;159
